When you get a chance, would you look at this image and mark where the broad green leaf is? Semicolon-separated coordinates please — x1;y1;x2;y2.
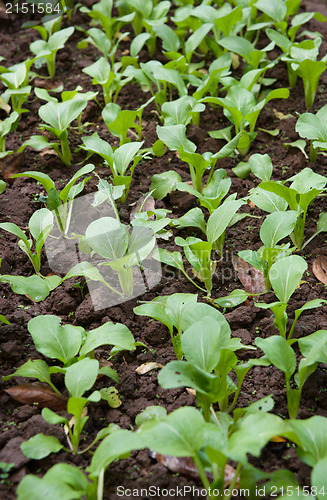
250;186;288;213
173;208;206;233
65;358;99;398
0;222;29;244
255;337;296;377
0;274;58;302
39;99;87;132
2;359;52;384
181;302;230;339
214;289;250;308
255;0;287;22
0;180;5;194
260;211;298;247
286;417;327;466
42;408;69;426
29;208;53;242
269;255;308;303
28;315;83;364
181;317;230;371
150;170;182;199
312;456;327;498
207;199;244;245
298;330;327;365
60;164;95;203
152;248;185;272
138;406;206;457
228;412;288;462
87;429;144;476
82;57;111;84
248;153;273;181
80;322;135;356
44;463;89;495
63;261;105;283
21;434;63;460
113;142;143;175
11;171;55;193
156;125;196;153
17;474;80;500
85;217;128;260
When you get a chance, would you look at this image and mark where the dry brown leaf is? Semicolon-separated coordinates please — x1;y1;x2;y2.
185;388;196;396
270;436;287;443
312;255;327;285
1;152;25;181
273;109;293;120
232;255;266;294
38;149;58;157
135;362;163;375
34;78;63;90
247;200;256;208
4;383;68;410
130;194;155;221
121;49;130;56
150;452;238;487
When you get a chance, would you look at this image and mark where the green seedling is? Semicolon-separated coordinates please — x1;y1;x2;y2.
4;314;136;395
158;315;253;418
238;211;299;291
0;208;53;275
218;35;275;70
161;95;205;127
0;62;32;114
258;168;327;249
136;405;300;499
29;26;74;79
154;198;245;294
0;111;18;159
0;180;5;194
82;56;133;104
232;152;273;180
79;0;135;49
134;293;198;360
18;99;88;166
256;331;327;418
255;255;327;341
0;274;61;302
34;86;98;133
280;38;327;109
79;136;145;202
296;104;327;161
203;85;289;155
0;314;11;324
12;164;95;235
64;217;156;298
101;97;154;145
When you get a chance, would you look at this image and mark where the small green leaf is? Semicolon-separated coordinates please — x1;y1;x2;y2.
21;434;63;459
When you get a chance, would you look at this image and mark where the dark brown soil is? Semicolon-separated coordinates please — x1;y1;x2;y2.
1;1;327;499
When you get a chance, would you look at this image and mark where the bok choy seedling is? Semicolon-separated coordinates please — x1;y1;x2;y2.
296;104;327;161
0;111;19;159
255;255;327;341
258;168;327;249
0;208;53;275
12;164;95;236
18;98;88;166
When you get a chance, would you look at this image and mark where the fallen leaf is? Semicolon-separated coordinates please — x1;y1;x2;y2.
1;152;25;181
232;255;266;293
271;436;286;443
150;452;238;487
313;255;327;285
34;78;63;90
186;388;196;396
4;383;67;410
247;200;256;208
130;194;155;221
231;53;240;70
135;362;163;375
273;109;294;120
121;49;130;56
38;149;58;157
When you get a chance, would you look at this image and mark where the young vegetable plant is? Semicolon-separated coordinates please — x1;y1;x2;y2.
259;167;327;249
154;198;245;295
12;164;95;236
238;210;298;291
18;98;88;166
202;85;289;155
79;135;145;202
255;255;327;341
0;111;19;159
64;217;156;299
0;208;53;275
3;314;136;399
255;330;327;418
82;56;133;104
158;315;254;419
295;104;327;161
0;62;32;114
101;97;154;145
29;26;74;79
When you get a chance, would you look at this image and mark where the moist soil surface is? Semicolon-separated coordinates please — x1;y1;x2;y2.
1;1;327;498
